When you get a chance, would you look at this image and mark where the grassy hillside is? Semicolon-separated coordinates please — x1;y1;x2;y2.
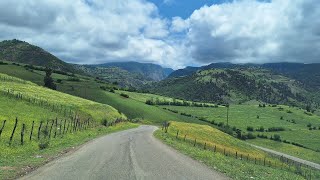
0;63;206;125
0;73;136;179
160;104;320;163
0;39;80;73
149;68;309;107
155;122;317;180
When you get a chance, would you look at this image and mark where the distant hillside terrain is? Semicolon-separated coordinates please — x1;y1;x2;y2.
0;39;80;73
78;62;174;88
95;62;173;81
148;68;311;106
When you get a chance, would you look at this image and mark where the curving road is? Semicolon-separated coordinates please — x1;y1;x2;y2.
20;125;228;180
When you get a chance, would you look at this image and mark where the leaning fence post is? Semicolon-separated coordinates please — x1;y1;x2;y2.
38;121;43;140
20;123;25;145
0;120;7;139
29;121;34;141
9;118;18;145
49;120;54;138
54;118;58;138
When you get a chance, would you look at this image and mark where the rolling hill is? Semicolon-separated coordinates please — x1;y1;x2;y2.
0;39;81;74
148;68;311;107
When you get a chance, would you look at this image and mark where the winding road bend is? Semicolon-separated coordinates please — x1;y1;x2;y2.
21;125;228;180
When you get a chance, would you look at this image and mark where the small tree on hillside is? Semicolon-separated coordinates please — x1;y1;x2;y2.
44;68;56;90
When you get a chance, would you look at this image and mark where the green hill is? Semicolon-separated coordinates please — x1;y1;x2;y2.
148;68;310;107
0;39;80;73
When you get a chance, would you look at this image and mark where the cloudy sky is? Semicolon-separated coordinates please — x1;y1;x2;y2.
0;0;319;69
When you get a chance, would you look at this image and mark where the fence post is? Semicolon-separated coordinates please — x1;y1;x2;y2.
0;120;7;139
184;135;186;141
204;142;206;150
214;145;216;152
54;118;58;138
59;119;62;135
264;158;266;166
29;121;34;141
224;148;226;155
9;118;18;145
255;158;256;164
236;152;238;159
20;123;25;145
247;154;249;161
38;121;43;140
49;120;54;138
63;119;67;134
176;130;179;139
194;138;196;147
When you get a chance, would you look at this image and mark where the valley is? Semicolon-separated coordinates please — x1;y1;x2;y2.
0;40;320;179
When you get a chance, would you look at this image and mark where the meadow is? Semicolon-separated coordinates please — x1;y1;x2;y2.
160;105;320;164
155;121;319;180
0;73;135;179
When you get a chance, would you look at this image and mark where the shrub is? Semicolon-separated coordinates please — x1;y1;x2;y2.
267;127;285;132
102;119;108;126
286;110;293;114
218;122;224;127
307;123;312;128
256;115;260;119
247;132;256;139
256;126;264;132
109;89;115;93
67;77;81;82
120;93;129;98
56;79;63;83
0;61;8;65
247;126;254;131
38;140;50;150
280;116;283;120
273;134;281;141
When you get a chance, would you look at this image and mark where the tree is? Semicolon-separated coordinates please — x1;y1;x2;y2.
44;68;56;90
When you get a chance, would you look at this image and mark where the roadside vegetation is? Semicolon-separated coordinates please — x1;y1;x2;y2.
0;73;137;179
155;122;320;180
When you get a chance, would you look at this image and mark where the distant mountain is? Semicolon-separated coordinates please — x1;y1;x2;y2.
0;39;80;73
94;61;173;81
148;67;314;106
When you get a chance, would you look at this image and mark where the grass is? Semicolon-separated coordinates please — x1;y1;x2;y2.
161;105;320;156
0;73;134;179
0;122;138;179
154;121;314;180
249;139;320;164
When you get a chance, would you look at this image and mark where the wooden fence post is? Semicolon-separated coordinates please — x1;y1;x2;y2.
9;118;18;145
49;120;54;138
236;152;238;159
63;119;67;134
38;121;43;140
194;138;196;147
20;123;25;145
29;121;34;141
184;135;186;141
59;119;62;135
0;120;7;139
54;118;58;138
264;157;266;166
214;145;216;152
204;142;206;150
176;130;179;139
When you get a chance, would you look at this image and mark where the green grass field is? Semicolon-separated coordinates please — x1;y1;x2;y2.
155;122;317;180
0;73;134;179
160;105;320;164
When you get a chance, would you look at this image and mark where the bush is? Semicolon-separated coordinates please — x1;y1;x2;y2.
38;140;50;150
247;132;256;139
256;126;264;132
267;127;285;132
247;126;254;131
56;79;63;83
67;77;81;82
120;93;129;98
102;119;108;126
273;134;281;141
109;89;115;93
0;61;8;65
307;123;312;128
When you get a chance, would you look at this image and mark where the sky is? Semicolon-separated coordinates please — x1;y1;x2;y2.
0;0;319;69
